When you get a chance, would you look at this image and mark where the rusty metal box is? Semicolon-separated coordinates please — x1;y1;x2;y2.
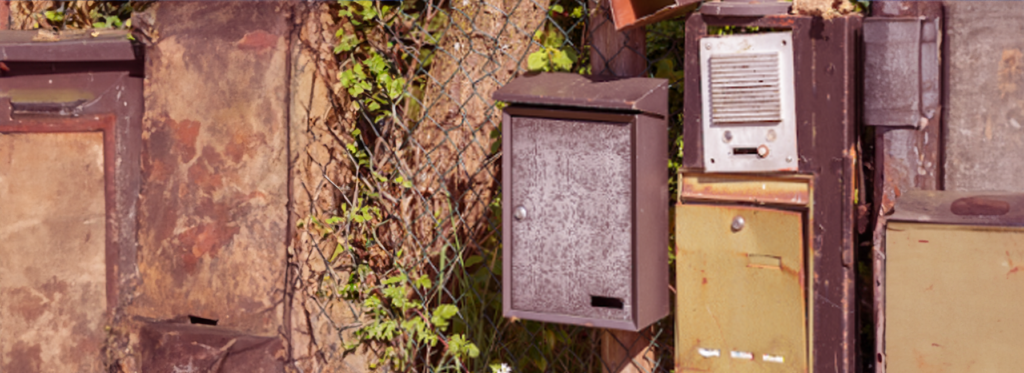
879;190;1024;372
676;202;808;372
679;13;862;373
492;73;669;331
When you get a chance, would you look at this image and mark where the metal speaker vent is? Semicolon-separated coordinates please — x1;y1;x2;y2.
709;52;782;124
699;31;796;173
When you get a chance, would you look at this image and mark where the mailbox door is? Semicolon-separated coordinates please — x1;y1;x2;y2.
886;222;1024;372
676;203;807;372
508;114;634;323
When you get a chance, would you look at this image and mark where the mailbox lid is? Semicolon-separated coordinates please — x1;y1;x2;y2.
889;190;1024;227
676;203;806;372
0;30;137;62
493;72;668;117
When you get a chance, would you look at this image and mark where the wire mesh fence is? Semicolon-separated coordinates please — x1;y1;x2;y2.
291;0;686;371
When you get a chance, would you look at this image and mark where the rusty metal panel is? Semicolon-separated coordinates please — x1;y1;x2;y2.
864;18;922;127
0;132;106;373
679;173;811;206
885;221;1024;372
138;321;285;372
676;203;807;373
609;0;700;31
131;2;290;335
492;72;668;117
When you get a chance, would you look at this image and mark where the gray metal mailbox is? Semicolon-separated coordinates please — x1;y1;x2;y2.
493;73;669;331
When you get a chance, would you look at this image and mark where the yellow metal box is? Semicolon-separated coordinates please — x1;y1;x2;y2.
881;190;1024;372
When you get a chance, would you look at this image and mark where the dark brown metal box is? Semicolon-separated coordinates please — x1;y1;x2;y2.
878;190;1024;373
493;73;669;331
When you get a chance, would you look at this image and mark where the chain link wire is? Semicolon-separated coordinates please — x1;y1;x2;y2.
293;1;686;371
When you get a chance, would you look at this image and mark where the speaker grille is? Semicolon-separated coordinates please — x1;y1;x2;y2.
709;52;782;124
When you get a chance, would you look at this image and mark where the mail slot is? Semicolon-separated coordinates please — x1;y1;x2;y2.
678;11;862;373
880;190;1024;372
492;73;669;331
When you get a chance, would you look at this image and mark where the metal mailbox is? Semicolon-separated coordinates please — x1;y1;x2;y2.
879;190;1024;372
493;73;669;331
678;12;862;373
0;30;143;372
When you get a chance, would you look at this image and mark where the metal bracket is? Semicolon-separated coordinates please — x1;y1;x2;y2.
864;17;941;128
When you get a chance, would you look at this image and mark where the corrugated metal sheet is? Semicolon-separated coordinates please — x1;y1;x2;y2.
709;52;783;124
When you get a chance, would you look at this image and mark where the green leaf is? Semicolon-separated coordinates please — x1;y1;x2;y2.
329;243;345;262
549;4;564;14
463;255;483;268
466;343;480;358
44;10;63;22
527;51;549;72
436;304;458;319
414;275;432;290
382;273;407;285
571;7;584;18
551;49;574;71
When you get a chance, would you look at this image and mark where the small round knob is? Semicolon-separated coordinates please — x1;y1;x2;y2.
757;144;770;158
731;216;745;232
514;205;527;221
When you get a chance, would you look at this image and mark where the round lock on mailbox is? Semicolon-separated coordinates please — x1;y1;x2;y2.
514;205;527;221
731;216;745;232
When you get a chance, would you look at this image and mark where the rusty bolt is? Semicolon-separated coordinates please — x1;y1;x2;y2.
757;144;770;158
731;216;745;232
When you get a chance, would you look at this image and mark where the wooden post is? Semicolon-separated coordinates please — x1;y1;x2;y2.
590;1;655;372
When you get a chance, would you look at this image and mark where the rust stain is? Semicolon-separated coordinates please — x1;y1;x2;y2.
177;222;240;272
171;118;201;163
932;343;942;347
225;130;267;163
237;30;278;51
702;277;707;285
1;341;42;372
919;240;929;243
999;48;1022;98
6;287;46;323
187;148;225;193
680;174;810;206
